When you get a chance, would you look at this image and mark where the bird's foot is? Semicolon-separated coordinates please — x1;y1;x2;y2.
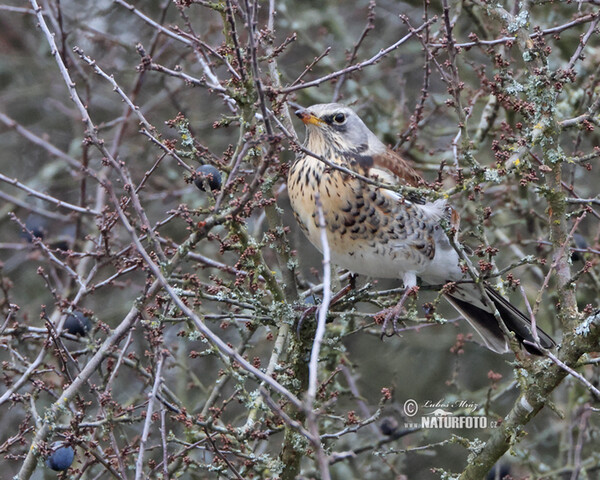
375;286;419;339
376;304;405;338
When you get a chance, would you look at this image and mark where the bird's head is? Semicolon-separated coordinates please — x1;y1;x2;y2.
295;103;384;155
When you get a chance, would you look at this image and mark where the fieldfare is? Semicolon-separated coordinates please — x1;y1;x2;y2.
287;103;555;354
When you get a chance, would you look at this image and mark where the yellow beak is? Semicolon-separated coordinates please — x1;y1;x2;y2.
295;108;325;126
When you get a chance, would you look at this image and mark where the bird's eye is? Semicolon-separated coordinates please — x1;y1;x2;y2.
333;113;346;124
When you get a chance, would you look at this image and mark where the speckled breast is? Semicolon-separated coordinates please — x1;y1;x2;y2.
287;154;436;279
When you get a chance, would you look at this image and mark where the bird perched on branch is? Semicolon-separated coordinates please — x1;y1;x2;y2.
287;103;555;354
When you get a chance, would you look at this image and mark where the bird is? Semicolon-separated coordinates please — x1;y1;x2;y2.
287;103;555;354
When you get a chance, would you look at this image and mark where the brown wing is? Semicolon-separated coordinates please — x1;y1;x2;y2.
372;148;422;187
345;146;422;187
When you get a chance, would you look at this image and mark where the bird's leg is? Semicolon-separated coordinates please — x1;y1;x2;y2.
377;272;419;339
377;286;419;338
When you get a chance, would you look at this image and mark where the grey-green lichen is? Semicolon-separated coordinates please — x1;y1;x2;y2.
507;10;529;33
484;168;501;183
575;311;600;336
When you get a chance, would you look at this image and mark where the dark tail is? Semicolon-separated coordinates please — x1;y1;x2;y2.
444;283;556;355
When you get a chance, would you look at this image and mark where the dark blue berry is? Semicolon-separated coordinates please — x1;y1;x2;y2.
52;240;71;251
486;464;511;480
21;214;48;242
379;416;399;436
64;312;92;336
304;294;319;305
571;233;588;262
46;443;74;471
194;165;222;191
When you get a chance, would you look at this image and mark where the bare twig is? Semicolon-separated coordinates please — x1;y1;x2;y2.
135;352;165;480
0;173;100;215
203;426;244;480
304;195;333;480
277;17;438;94
306;196;332;405
332;0;376;101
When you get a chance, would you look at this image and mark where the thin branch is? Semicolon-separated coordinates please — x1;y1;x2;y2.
203;427;244;480
0;190;71;222
564;12;600;72
224;0;247;83
427;12;600;49
288;47;332;90
332;0;376;101
0;173;100;215
541;348;600;398
276;17;438;94
0;112;87;173
113;0;194;47
135;352;165;480
305;195;333;480
242;0;274;136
